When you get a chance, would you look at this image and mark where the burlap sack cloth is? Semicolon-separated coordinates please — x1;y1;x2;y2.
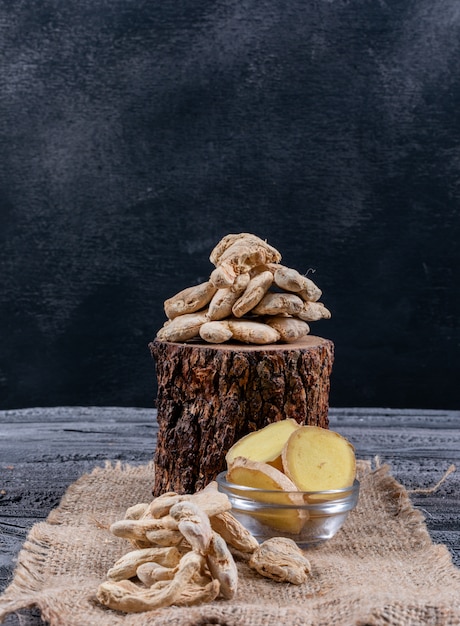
1;461;460;626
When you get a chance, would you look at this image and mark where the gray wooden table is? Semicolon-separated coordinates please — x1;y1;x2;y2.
1;407;459;625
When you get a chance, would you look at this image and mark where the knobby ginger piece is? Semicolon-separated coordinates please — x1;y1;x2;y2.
205;531;238;600
207;273;250;320
296;301;331;322
110;520;177;550
200;319;282;345
136;562;176;586
169;501;213;553
146;481;231;519
249;537;311;584
144;529;184;546
207;290;237;322
231;272;251;292
145;493;189;519
209;233;281;288
298;281;322;303
110;517;171;540
97;551;207;613
227;319;280;344
164;281;217;319
189;481;233;517
273;266;322;302
252;292;304;317
209;511;259;555
124;503;149;520
232;270;274;317
199;320;233;343
226;418;301;471
265;316;310;342
174;578;221;606
282;426;356;492
156;311;209;342
107;546;181;581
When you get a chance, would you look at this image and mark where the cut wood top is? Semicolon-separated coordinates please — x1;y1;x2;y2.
150;334;333;352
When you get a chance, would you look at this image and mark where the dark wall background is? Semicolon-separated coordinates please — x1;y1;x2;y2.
1;0;459;410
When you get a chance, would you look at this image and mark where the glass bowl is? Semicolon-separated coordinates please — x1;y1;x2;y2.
216;471;360;548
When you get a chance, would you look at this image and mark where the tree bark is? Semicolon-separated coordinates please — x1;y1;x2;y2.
149;335;334;495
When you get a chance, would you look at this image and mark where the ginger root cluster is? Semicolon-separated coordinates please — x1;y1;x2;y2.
96;481;311;613
156;233;331;344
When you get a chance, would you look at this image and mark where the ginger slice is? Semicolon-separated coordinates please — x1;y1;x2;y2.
226;457;307;534
282;426;356;493
225;418;301;471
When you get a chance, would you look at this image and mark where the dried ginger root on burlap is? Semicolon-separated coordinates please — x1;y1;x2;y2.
249;537;311;584
97;479;314;613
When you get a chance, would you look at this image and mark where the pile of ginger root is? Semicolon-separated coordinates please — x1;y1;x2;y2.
96;481;311;613
156;233;331;345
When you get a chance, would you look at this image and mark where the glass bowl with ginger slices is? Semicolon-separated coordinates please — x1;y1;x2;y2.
217;422;360;547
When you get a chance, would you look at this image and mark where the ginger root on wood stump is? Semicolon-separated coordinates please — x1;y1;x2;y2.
151;233;334;495
156;233;330;345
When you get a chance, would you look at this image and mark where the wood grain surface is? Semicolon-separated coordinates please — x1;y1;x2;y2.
1;406;459;625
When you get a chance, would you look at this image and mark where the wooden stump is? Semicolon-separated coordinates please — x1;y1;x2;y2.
149;335;334;495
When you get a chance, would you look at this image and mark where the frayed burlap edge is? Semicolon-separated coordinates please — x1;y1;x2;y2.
0;461;151;625
1;460;460;626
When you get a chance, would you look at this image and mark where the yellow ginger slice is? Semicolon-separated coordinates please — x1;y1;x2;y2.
282;426;356;493
226;457;307;534
225;419;301;471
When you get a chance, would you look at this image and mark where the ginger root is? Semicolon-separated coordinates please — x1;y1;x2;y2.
97;475;314;613
164;281;217;320
249;537;311;584
156;233;330;345
107;546;181;582
209;511;259;556
231;270;273;317
209;233;281;287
